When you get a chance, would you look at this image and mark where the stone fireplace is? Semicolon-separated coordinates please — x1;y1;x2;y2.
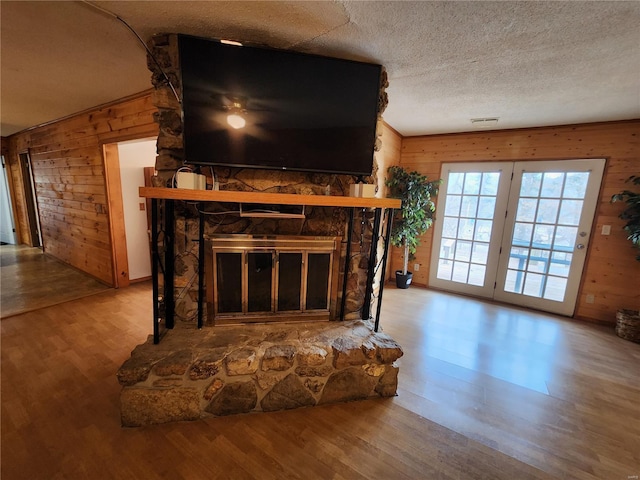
144;33;391;327
115;33;404;426
205;235;342;325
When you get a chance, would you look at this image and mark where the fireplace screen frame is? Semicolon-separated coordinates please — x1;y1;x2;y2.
205;235;341;325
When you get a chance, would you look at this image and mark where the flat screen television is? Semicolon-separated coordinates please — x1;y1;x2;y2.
178;35;382;176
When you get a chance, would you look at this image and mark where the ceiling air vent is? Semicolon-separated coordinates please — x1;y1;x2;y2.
470;117;499;128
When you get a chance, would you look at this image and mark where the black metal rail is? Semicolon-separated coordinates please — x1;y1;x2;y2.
151;201;395;342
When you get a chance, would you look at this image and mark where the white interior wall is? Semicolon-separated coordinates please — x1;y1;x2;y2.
117;139;156;280
0;157;17;244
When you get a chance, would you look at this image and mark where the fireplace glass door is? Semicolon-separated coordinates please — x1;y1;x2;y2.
247;252;273;313
216;252;242;313
207;235;340;324
277;252;302;311
306;253;331;310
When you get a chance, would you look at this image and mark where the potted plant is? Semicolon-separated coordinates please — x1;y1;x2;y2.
611;175;640;343
386;166;441;289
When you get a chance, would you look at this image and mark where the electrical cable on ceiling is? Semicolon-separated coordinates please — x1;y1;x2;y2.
81;1;181;105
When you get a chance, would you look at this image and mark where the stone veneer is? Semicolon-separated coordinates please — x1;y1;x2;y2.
147;33;390;323
118;320;402;426
118;34;403;426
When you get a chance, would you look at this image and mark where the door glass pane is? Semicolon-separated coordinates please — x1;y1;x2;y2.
437;259;453;280
442;217;459;238
306;253;330;310
536;199;559;224
544;276;567;301
460;195;478;217
520;173;542;197
532;224;554;248
454;240;472;262
563;173;589;198
527;249;550;273
553;226;577;248
216;253;242;313
468;264;486;286
452;261;469;283
558;200;583;225
444;195;461;216
458;218;475;240
516;198;537;222
523;272;544;297
435;170;502;288
549;252;572;276
463;173;481;194
474;220;493;242
540;172;563;197
513;222;533;246
505;269;524;294
480;172;500;195
448;172;464;194
477;196;496;219
278;253;302;311
247;252;272;312
471;242;489;264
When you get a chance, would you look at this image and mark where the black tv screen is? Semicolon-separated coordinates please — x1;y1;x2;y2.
178;35;382;176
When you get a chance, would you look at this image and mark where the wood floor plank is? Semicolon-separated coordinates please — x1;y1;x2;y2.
1;251;638;479
381;286;640;480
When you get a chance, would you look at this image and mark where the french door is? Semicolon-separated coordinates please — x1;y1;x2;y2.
429;159;605;316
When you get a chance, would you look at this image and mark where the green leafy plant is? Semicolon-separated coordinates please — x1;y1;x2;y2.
386;166;441;276
611;175;640;261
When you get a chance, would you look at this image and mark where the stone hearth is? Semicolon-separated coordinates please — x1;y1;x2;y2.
118;321;402;426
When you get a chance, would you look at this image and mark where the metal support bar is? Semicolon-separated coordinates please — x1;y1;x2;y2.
164;199;175;329
362;207;382;320
340;207;355;320
151;198;160;344
197;203;205;329
374;208;394;332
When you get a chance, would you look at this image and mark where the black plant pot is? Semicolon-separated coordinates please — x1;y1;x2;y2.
395;271;413;289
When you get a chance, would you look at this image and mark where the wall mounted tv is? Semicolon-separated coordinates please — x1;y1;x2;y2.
178;35;382;177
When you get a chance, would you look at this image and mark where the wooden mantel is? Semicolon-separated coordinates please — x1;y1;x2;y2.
141;186;399;343
139;187;401;209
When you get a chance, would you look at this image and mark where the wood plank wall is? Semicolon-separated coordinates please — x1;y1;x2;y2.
392;120;639;324
5;92;158;285
375;122;403;197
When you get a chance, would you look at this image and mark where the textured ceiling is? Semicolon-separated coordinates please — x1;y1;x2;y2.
1;1;639;138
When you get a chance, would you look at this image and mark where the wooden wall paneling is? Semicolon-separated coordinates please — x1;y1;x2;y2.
5;92;158;285
375;122;402;282
398;120;640;324
17;151;42;247
103;143;130;288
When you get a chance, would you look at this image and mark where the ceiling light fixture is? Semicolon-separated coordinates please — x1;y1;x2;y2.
226;98;247;129
226;112;246;129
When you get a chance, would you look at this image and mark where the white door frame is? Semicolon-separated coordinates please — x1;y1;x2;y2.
430;159;606;316
493;159;605;316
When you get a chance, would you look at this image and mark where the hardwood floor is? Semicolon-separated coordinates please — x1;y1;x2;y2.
1;282;638;479
0;245;111;318
381;286;640;480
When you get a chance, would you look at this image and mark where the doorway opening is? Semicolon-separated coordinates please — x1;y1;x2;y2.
18;151;42;248
0;155;18;245
103;138;156;287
